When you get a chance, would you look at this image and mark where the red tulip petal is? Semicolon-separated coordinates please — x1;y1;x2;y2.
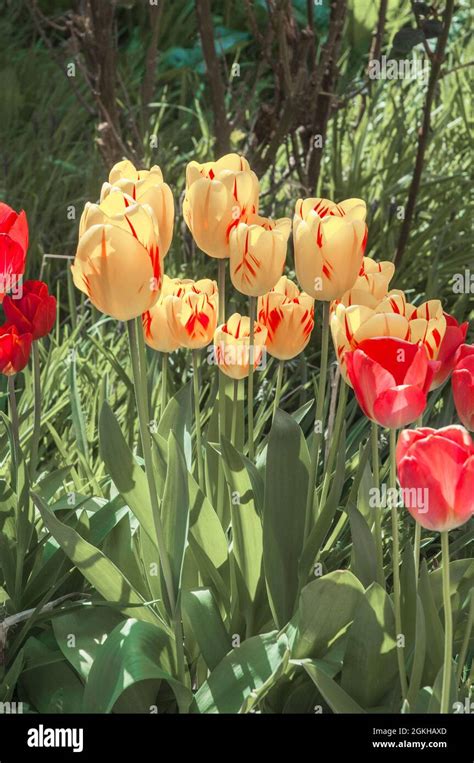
396;427;436;466
347;348;395;421
454;455;474;527
373;384;426;428
356;336;419;385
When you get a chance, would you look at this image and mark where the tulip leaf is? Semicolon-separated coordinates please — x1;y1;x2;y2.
158;382;192;470
264;410;310;628
99;401;156;549
182;588;231;671
83;618;191;713
19;639;84;713
419;560;445;685
341;582;398;708
407;594;426;708
221;436;263;625
34;494;163;628
53;606;124;680
347;501;378;588
162;432;190;596
296;660;365;714
69;356;89;461
193;631;289;713
294;570;365;659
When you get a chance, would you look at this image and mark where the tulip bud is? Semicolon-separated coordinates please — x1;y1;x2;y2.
72;197;161;322
3;280;56;340
258;276;314;360
229;215;291;297
183;154;260;259
102;161;174;258
166;279;218;350
452;344;474;431
293;197;367;301
346;337;439;429
0;203;29;302
213;312;267;379
396;426;474;531
0;323;32;376
333;257;395;309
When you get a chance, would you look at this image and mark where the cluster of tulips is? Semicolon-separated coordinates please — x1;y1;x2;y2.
1;152;472;713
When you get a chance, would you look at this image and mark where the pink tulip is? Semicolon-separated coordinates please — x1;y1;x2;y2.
345;337;439;429
396;426;474;531
452;344;474;431
430;313;468;390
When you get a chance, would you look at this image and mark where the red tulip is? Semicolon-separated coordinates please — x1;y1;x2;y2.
430;313;468;390
0;203;29;302
3;280;56;340
396;426;474;531
452;344;474;431
0;323;32;376
346;337;439;429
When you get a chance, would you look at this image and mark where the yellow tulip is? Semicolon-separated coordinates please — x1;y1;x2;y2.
331;289;447;382
229;214;291;297
258;276;314;360
166;279;219;350
142;275;186;353
293;197;367;301
102;161;174;258
72;196;161;321
183;153;260;259
213;312;267;379
333;257;395;309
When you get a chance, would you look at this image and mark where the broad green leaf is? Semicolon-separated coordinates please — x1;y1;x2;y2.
162;432;190;595
182;589;230;671
341;582;398;708
35;495;163;628
419;560;444;685
294;571;365;659
407;595;426;708
20;638;83;713
296;660;365;714
158;382;192;469
347;501;378;587
264;410;310;628
221;436;263;624
83;619;191;713
53;607;124;680
193;631;289;714
400;540;417;655
99;402;156;548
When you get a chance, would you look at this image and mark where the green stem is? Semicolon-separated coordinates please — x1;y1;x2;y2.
30;341;41;477
161;353;168;415
8;375;19;489
218;259;226;325
273;360;284;420
248;296;256;460
231;379;239;446
440;531;453;713
305;300;330;532
127;319;185;685
216;259;227;517
319;380;347;508
414;522;421;582
371;421;385;587
390;427;408;701
192;350;204;487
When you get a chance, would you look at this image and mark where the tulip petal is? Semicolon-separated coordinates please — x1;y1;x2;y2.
373;384;426;428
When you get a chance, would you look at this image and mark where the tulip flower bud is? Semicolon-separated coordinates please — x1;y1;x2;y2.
396;426;474;531
0;323;32;376
165;279;218;350
333;257;395;309
0;203;28;303
213;312;267;379
430;314;469;390
73;196;161;322
102;161;174;258
257;276;314;360
346;337;440;429
183;154;260;259
331;290;446;383
3;280;56;340
293;197;367;301
229;215;291;297
452;344;474;431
